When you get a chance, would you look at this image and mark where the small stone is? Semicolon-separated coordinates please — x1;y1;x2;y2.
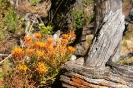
70;55;77;61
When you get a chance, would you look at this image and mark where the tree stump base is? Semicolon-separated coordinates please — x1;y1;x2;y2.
60;0;133;88
60;59;133;88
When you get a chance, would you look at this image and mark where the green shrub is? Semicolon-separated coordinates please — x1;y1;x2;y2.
122;39;127;47
30;0;41;5
4;8;19;33
82;0;94;7
0;30;8;41
39;23;53;37
71;0;94;30
0;0;9;12
71;9;85;29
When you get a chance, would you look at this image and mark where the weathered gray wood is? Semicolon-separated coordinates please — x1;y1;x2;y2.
60;64;130;88
85;0;125;69
60;0;133;88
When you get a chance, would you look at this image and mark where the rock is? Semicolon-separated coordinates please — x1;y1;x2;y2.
75;57;84;65
74;33;94;56
70;55;77;61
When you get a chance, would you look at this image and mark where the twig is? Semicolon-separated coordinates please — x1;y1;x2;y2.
15;0;19;8
0;54;9;57
49;0;64;24
0;54;12;65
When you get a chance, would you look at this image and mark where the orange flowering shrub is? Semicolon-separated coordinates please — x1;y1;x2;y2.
25;48;35;55
24;36;32;42
36;62;48;74
5;30;76;87
46;37;53;44
12;47;24;60
19;64;27;72
68;46;76;53
62;34;69;39
36;50;45;58
56;38;61;43
68;30;76;43
34;32;42;39
34;41;46;48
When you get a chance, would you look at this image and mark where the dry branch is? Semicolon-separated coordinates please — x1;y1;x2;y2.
0;54;12;65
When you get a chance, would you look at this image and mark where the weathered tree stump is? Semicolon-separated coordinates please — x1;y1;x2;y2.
60;0;133;87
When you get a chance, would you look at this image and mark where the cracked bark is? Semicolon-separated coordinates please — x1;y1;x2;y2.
85;0;124;68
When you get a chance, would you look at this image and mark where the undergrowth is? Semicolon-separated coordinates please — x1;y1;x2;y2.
71;0;94;30
0;0;24;41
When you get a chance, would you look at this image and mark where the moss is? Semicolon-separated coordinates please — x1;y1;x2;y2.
122;1;128;8
123;30;132;40
117;57;133;65
0;30;8;41
122;39;127;47
30;0;41;5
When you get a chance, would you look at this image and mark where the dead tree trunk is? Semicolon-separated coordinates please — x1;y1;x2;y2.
85;0;124;69
60;0;133;88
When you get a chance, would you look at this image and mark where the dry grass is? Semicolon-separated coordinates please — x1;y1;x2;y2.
16;0;51;17
117;57;133;65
